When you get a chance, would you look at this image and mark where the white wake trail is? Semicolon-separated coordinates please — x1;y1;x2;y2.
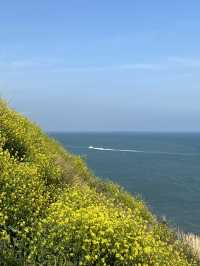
88;146;199;156
88;146;142;153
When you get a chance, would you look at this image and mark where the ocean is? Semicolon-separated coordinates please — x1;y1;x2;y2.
50;132;200;234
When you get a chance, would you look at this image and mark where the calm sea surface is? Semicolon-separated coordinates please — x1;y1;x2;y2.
50;132;200;234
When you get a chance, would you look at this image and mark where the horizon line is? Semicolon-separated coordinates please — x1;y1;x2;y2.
47;130;200;134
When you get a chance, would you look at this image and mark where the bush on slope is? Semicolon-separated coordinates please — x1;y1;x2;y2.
30;185;193;266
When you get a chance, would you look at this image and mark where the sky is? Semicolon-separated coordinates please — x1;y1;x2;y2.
1;1;200;132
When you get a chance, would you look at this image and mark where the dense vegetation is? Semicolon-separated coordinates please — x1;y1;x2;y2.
0;100;198;265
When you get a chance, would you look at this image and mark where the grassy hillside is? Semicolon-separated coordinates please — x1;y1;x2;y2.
0;100;198;265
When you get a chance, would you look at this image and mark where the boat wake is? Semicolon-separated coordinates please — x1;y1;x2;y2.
88;146;142;153
88;146;199;156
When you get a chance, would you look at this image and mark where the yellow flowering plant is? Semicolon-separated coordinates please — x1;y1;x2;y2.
29;185;192;266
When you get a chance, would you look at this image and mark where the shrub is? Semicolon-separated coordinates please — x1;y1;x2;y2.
29;185;192;266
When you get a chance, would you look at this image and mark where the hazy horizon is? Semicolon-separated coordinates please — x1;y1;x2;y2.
48;130;200;134
1;1;200;132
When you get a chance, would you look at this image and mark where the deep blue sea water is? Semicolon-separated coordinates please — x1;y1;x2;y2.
50;132;200;234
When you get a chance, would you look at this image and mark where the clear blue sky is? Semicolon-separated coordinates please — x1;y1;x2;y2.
1;1;200;131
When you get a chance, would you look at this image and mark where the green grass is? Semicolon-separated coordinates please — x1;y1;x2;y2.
0;99;198;265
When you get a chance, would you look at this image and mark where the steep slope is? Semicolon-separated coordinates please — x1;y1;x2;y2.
0;100;197;265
